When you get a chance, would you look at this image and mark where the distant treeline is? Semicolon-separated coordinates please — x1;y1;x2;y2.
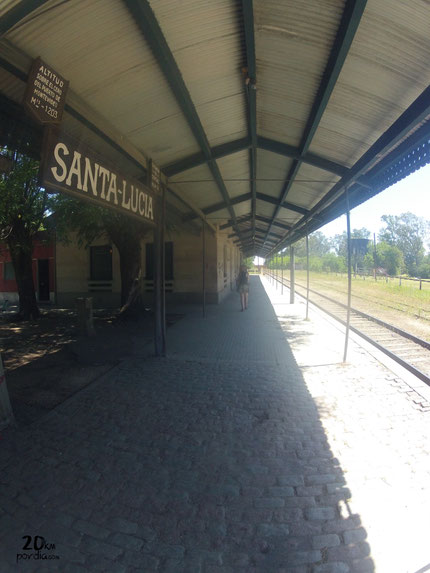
264;213;430;278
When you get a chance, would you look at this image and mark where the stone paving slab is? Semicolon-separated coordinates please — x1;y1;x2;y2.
0;275;429;573
265;275;430;573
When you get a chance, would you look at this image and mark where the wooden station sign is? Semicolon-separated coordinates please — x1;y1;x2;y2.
23;57;69;124
41;129;156;225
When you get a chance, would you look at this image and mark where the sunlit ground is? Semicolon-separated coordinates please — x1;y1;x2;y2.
262;275;430;573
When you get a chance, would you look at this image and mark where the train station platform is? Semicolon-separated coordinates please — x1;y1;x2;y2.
1;275;429;573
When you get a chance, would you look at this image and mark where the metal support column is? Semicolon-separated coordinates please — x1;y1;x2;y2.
343;187;352;363
281;251;284;295
306;231;310;320
154;189;166;357
202;220;206;317
373;232;377;282
290;245;295;304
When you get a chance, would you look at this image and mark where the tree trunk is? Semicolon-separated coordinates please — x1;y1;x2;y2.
7;221;40;320
104;217;150;316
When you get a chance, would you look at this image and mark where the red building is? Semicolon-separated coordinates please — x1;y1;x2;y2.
0;233;55;306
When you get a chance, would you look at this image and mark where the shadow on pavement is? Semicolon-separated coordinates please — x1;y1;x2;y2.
0;275;375;572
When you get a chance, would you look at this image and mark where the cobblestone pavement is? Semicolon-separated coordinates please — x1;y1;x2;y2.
1;275;429;572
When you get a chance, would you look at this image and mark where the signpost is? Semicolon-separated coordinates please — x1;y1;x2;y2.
147;159;161;194
23;57;69;124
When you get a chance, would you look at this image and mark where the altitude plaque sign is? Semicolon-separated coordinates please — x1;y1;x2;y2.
23;57;69;124
147;159;161;194
41;129;156;225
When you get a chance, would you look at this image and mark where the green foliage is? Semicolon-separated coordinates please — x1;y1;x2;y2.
243;257;255;269
378;212;428;275
417;254;430;279
373;241;404;275
293;231;332;257
321;252;347;273
0;151;51;247
53;194;151;247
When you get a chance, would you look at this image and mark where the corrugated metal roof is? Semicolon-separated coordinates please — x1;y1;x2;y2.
256;148;291;200
0;0;429;255
255;0;344;147
170;164;222;210
287;163;340;210
217;150;250;200
309;0;430;167
149;0;247;148
5;0;201;166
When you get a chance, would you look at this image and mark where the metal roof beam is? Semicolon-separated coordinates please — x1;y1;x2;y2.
189;193;251;218
0;0;49;35
255;214;291;231
256;192;309;216
242;0;257;243
231;227;282;240
257;136;347;177
262;0;367;248
162;134;345;178
124;0;241;234
220;215;252;230
163;137;251;177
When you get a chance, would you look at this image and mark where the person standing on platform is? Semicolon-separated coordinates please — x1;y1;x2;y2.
236;265;249;311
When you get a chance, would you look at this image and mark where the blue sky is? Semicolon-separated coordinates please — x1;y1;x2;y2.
320;163;430;238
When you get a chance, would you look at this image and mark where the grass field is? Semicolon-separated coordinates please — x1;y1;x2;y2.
270;269;430;342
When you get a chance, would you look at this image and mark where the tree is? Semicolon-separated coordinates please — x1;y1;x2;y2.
0;150;51;319
321;252;347;273
417;254;430;279
363;241;404;276
378;213;429;275
53;197;152;309
294;231;331;257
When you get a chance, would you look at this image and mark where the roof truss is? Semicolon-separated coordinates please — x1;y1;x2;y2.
123;0;245;244
267;83;430;256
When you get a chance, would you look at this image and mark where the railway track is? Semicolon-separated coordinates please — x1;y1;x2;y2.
266;272;430;389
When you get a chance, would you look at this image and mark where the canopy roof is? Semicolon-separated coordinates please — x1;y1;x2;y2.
1;0;430;256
